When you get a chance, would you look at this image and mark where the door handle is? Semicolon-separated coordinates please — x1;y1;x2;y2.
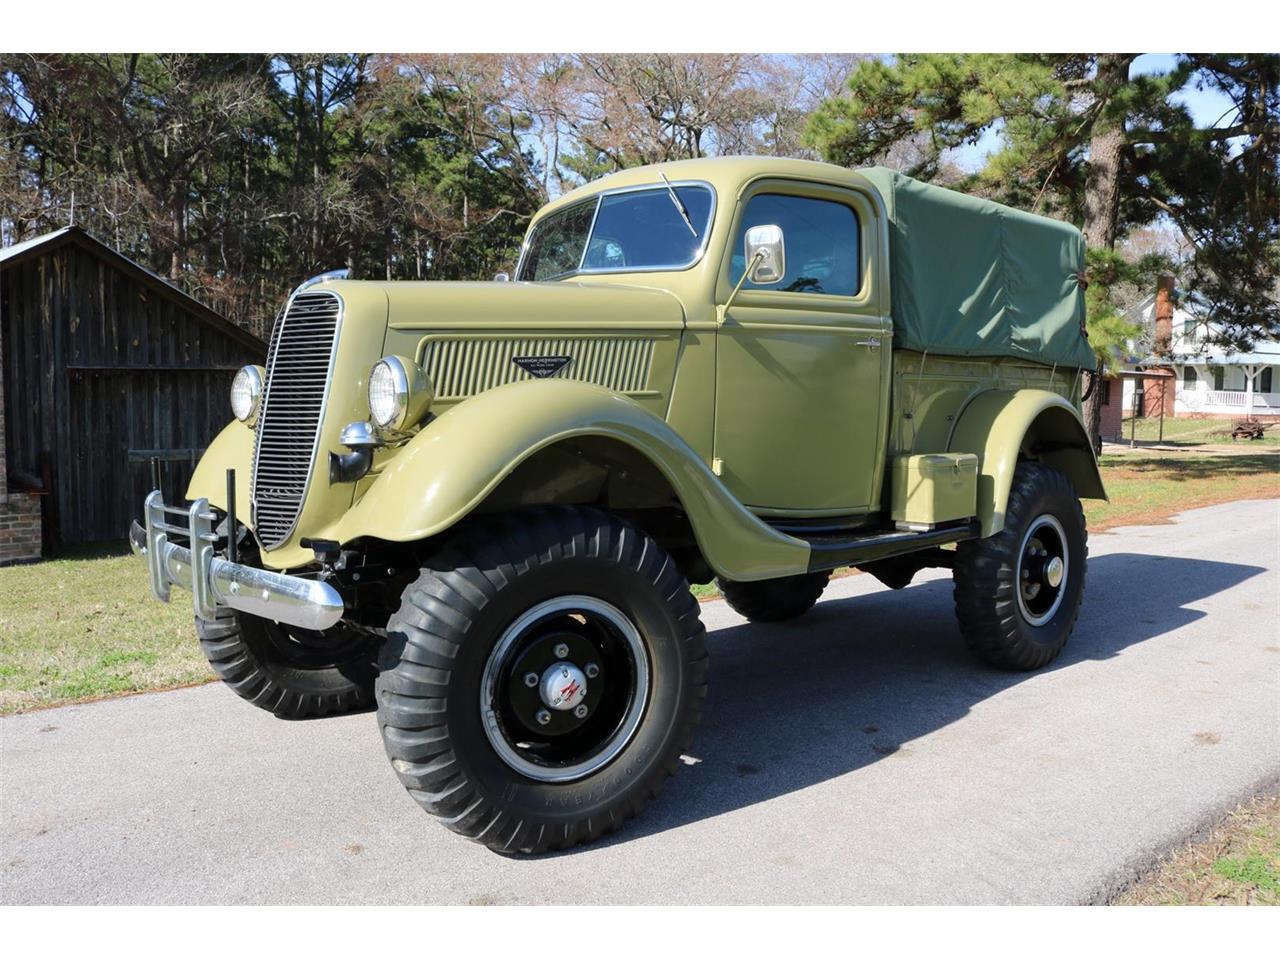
855;337;880;350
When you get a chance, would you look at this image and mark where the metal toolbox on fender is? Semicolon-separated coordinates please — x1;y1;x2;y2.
890;453;980;529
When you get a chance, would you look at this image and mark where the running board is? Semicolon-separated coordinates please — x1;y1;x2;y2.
802;519;981;573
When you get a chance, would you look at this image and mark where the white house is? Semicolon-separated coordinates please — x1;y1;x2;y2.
1121;291;1280;420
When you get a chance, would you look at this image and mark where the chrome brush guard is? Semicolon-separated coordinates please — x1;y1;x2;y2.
129;490;344;631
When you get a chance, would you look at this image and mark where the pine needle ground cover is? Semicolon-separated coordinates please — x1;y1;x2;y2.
1117;795;1280;905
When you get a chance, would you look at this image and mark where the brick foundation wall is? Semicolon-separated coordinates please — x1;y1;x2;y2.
0;316;43;565
0;492;43;565
1099;378;1124;441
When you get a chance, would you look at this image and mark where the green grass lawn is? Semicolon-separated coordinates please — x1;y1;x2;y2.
1116;415;1277;446
0;547;211;714
1087;452;1280;531
2;451;1277;714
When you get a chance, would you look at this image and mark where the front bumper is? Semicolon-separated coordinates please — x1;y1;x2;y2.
129;491;345;631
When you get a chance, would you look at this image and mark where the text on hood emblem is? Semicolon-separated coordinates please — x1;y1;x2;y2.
512;355;572;378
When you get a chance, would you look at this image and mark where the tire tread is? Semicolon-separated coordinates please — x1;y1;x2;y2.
375;504;707;854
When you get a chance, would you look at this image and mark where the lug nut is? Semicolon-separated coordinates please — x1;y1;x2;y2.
553;642;570;659
535;709;551;726
573;704;589;719
524;672;539;688
585;662;600;679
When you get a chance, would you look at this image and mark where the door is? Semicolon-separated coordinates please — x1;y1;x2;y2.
713;186;890;515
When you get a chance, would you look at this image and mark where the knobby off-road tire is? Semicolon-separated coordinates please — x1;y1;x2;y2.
375;505;708;854
953;462;1088;671
716;571;830;622
195;609;379;719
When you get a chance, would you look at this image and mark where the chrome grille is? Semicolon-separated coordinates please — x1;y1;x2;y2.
422;337;656;400
251;291;341;549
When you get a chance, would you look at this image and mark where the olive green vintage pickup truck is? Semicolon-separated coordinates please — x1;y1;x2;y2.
130;156;1104;852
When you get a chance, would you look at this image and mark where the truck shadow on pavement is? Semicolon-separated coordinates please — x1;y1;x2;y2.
564;551;1267;853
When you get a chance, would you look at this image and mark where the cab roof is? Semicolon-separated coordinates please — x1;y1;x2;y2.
539;155;874;218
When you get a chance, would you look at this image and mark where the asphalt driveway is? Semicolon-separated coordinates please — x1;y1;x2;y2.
3;498;1278;904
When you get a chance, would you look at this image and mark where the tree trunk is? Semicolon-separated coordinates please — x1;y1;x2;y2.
1081;54;1135;451
312;64;325;269
1080;54;1133;249
1082;361;1105;455
170;191;186;281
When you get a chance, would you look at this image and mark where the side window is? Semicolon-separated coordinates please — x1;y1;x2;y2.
732;193;860;296
520;200;596;281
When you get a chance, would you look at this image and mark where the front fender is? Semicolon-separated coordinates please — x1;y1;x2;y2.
949;389;1107;537
187;419;254;511
330;379;811;581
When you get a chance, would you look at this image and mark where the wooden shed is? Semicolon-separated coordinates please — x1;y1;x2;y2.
0;226;265;552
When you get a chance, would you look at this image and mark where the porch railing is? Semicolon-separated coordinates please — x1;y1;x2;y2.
1193;389;1280;409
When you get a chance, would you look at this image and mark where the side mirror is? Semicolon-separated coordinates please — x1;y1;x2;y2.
744;224;785;284
493;272;511;282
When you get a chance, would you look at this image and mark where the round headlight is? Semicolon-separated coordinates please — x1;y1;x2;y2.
230;365;265;424
368;356;433;432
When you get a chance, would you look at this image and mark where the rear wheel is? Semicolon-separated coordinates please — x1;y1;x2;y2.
952;462;1087;670
195;610;378;718
375;505;708;853
717;571;830;622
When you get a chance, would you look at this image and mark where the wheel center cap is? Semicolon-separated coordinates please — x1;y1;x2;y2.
1044;556;1064;588
540;661;588;711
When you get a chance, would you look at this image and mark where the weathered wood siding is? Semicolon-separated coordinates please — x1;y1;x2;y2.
1;242;263;544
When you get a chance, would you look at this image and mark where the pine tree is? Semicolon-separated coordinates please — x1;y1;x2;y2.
805;54;1279;446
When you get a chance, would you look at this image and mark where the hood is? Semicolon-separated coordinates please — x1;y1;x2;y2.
250;277;688;566
355;278;688;333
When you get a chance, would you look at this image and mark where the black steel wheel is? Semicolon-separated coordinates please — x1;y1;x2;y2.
479;595;650;782
195;609;379;718
952;462;1088;670
375;505;708;853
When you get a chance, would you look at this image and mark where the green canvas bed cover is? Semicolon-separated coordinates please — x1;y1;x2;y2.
860;167;1096;370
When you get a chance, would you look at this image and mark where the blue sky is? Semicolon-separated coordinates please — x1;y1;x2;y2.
949;54;1241;172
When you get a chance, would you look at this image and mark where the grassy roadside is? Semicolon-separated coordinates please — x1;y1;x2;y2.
2;451;1277;713
0;548;211;715
1116;795;1280;905
1087;452;1280;532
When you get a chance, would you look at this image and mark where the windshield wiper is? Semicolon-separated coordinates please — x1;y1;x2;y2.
660;171;699;239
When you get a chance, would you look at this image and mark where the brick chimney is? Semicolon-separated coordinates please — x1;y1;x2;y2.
1153;274;1175;357
1141;274;1178;420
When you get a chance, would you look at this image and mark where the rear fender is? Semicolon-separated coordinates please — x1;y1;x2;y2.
948;388;1106;537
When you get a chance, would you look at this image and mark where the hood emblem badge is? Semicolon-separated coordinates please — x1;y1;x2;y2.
513;355;571;378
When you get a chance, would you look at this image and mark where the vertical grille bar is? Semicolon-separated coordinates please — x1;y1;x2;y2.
251;291;342;549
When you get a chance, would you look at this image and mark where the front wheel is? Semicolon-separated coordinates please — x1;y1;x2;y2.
195;610;379;718
375;506;708;854
952;462;1087;670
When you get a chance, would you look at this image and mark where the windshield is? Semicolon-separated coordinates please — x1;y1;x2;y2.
517;183;715;281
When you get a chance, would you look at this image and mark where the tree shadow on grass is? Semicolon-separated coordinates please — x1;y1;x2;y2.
1104;454;1280;480
549;551;1266;853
